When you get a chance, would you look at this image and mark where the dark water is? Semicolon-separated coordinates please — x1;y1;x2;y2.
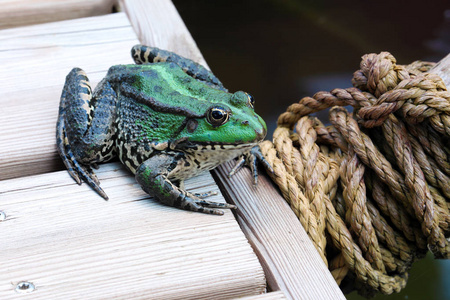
172;0;450;299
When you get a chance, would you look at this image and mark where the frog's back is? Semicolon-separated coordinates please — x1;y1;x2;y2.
108;63;225;109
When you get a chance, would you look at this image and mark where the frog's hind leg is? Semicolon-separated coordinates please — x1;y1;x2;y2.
57;68;118;199
131;44;227;91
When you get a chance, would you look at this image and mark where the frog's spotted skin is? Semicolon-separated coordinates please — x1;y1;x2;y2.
57;45;268;214
169;143;254;181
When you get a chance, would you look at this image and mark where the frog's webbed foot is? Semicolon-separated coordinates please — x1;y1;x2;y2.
136;155;234;215
56;119;109;200
181;193;235;215
228;145;273;185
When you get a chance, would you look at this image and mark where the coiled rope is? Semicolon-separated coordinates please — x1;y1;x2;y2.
259;52;449;296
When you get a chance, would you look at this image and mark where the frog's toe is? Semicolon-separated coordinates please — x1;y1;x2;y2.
85;164;101;185
195;199;235;209
192;191;218;198
200;207;225;216
252;146;274;174
70;158;108;200
80;172;108;200
190;204;226;216
227;156;246;178
66;163;82;185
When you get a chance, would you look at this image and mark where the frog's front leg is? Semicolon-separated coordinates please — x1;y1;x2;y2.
135;154;235;215
56;68;118;199
228;145;274;185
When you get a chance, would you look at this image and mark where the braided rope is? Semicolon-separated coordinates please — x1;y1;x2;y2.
260;52;450;295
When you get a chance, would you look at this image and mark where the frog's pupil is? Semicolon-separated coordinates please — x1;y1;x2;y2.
212;110;224;120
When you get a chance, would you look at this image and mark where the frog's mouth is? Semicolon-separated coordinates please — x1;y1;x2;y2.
171;139;257;152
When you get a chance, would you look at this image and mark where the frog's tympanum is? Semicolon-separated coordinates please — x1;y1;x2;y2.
57;45;268;215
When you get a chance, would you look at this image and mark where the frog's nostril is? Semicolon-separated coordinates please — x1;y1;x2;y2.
241;120;249;125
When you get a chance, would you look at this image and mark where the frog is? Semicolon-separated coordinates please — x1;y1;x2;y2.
56;44;269;215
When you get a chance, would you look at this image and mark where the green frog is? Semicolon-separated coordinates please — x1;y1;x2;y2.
56;45;269;215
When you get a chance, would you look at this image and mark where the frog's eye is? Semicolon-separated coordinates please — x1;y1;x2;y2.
207;106;229;127
246;93;255;109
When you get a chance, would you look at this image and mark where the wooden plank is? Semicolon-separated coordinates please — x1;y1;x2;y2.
430;53;450;86
0;162;265;299
122;0;345;299
0;13;138;180
236;291;287;300
0;0;118;30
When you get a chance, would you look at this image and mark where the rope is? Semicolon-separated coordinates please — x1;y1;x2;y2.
260;52;450;296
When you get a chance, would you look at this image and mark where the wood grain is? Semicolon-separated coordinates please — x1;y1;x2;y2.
0;13;138;180
236;291;287;300
0;162;265;299
0;0;118;30
430;53;450;86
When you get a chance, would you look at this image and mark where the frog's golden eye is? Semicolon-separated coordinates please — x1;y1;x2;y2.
207;106;229;127
246;93;255;109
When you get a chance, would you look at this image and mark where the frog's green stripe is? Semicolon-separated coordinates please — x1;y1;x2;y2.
120;83;205;118
131;44;226;91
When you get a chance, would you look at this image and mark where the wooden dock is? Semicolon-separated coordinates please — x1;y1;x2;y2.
0;1;344;299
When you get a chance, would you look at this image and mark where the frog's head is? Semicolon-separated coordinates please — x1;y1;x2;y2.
174;90;267;149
